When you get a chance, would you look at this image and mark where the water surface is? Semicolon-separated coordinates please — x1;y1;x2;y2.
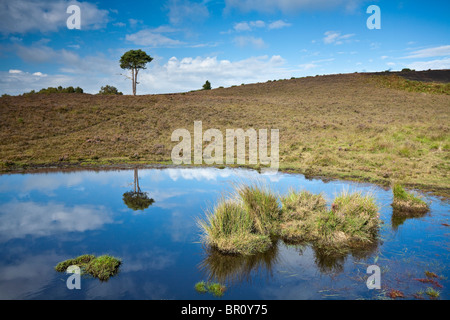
0;167;448;300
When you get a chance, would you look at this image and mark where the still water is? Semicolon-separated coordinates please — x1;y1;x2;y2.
0;167;448;300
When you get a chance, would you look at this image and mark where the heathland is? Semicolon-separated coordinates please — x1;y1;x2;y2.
1;70;449;197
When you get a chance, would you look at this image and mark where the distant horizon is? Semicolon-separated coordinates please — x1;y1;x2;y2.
1;0;449;95
3;67;450;97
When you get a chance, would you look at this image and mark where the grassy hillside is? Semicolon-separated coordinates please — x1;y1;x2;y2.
1;72;449;197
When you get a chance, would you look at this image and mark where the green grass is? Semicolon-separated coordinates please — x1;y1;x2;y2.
391;184;429;214
237;184;281;234
55;254;122;281
372;74;450;95
194;281;226;297
54;254;96;272
317;191;380;249
199;184;381;256
425;287;440;299
198;197;272;255
278;190;327;241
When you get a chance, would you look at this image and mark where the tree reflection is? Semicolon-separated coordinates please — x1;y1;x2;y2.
123;168;154;211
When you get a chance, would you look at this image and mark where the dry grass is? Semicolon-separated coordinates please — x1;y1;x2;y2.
1;72;449;197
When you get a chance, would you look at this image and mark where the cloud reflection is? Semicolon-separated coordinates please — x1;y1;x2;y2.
0;200;113;242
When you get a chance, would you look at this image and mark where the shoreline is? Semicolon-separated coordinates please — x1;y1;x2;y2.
1;160;448;200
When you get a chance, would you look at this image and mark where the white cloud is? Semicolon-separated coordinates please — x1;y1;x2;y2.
232;20;290;32
268;20;292;30
225;0;363;14
0;0;109;35
323;31;355;45
403;45;450;59
0;200;113;242
407;58;450;71
234;22;252;32
32;72;47;77
138;54;290;94
8;69;23;74
234;36;266;49
125;29;184;47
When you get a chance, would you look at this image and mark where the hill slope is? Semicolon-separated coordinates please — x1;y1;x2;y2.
1;71;449;197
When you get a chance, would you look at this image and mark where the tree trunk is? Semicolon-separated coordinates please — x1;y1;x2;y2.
132;68;136;96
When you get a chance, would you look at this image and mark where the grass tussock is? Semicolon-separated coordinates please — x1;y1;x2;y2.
55;254;122;281
317;191;380;249
198;198;272;255
199;184;381;256
278;190;326;241
195;281;226;297
391;184;429;214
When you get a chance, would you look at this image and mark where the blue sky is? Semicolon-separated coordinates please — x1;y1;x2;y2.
0;0;449;95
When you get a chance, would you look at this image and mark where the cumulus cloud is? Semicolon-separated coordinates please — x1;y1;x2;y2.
0;0;109;35
138;54;290;94
0;200;113;242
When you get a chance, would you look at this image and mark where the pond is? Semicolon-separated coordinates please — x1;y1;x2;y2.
0;167;448;300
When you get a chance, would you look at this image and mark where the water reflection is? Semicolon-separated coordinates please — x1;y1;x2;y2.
0;167;448;300
198;242;280;285
391;209;429;231
199;237;380;285
122;168;155;211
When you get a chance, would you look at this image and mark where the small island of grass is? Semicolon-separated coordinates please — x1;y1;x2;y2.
55;254;122;281
198;184;381;256
391;184;429;214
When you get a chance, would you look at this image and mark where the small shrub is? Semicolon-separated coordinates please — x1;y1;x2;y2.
99;85;123;95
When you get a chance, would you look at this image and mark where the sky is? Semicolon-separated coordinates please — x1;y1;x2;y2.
0;0;449;95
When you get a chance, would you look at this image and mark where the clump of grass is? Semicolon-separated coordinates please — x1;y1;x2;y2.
391;184;429;214
200;184;381;255
194;281;208;293
278;190;327;241
425;287;440;299
54;254;96;272
317;191;380;248
195;281;226;297
55;254;121;281
198;198;272;255
84;255;122;281
237;184;281;235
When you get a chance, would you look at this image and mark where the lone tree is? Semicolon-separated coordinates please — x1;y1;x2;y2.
120;49;153;96
203;80;211;90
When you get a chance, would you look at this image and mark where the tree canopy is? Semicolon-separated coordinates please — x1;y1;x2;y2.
120;49;153;95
